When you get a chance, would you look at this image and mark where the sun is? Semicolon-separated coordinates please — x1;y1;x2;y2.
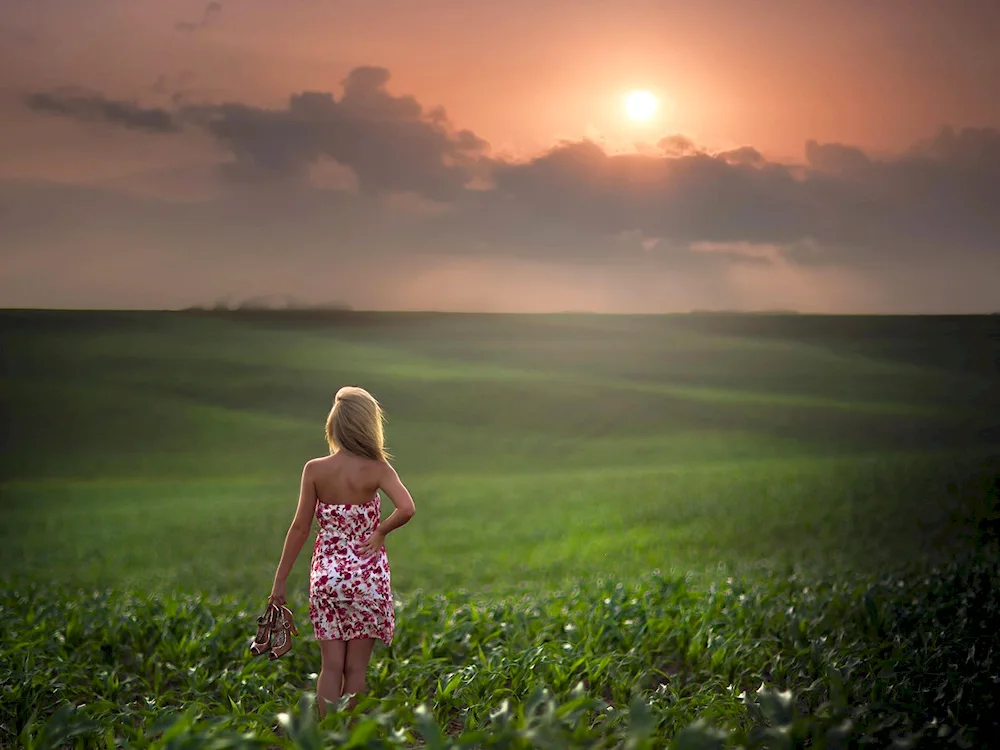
624;90;658;121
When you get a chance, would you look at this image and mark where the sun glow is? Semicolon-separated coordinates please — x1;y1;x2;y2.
624;90;658;121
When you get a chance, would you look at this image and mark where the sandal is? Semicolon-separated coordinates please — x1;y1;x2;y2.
249;604;279;657
269;605;298;660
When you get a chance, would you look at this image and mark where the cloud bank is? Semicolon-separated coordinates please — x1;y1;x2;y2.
8;66;1000;312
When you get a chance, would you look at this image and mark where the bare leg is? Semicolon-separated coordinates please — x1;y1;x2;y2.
343;639;376;709
317;640;347;718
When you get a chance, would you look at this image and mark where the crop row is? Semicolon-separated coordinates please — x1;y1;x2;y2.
3;552;997;748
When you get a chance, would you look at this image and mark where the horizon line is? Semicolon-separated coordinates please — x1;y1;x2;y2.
1;307;998;318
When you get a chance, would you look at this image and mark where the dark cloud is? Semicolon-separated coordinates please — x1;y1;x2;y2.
804;141;872;175
911;125;1000;167
18;67;1000;278
493;127;1000;267
717;147;765;167
175;2;222;32
23;89;179;133
657;135;700;157
491;141;814;250
186;67;487;198
23;67;491;198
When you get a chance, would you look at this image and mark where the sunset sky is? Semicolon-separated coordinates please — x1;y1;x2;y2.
2;0;999;313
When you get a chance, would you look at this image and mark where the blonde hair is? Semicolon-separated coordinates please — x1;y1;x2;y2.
325;386;389;461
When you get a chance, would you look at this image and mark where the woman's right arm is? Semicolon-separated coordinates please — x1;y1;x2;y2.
360;462;415;557
375;461;416;536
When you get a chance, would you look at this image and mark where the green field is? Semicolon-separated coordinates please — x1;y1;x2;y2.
2;310;999;747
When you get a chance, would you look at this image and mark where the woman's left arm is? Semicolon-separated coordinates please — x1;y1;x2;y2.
269;460;318;604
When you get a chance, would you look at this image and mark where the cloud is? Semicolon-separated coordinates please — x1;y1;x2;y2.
804;140;872;175
37;66;489;200
175;2;222;32
657;134;701;157
17;66;1000;287
492;126;1000;268
23;89;179;133
717;147;766;167
490;140;815;251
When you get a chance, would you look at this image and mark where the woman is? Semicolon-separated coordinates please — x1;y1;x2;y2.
268;386;416;716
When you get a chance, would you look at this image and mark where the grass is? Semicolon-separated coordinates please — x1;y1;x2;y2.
1;309;999;746
4;557;999;747
3;452;997;598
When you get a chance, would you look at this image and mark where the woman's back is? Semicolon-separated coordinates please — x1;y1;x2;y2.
311;451;382;507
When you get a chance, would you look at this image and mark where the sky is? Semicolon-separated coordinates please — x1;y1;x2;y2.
2;0;999;313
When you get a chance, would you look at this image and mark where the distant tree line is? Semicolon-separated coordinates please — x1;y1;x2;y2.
182;295;353;314
688;308;802;315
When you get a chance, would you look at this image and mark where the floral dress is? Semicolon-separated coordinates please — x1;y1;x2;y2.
308;493;395;645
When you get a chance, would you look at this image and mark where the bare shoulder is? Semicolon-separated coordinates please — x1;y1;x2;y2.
304;456;324;471
303;455;333;476
376;459;401;481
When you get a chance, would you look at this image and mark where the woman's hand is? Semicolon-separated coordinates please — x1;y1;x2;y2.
360;530;386;558
268;579;287;606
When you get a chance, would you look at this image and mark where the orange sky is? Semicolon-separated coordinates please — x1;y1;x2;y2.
6;0;1000;159
2;0;999;312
